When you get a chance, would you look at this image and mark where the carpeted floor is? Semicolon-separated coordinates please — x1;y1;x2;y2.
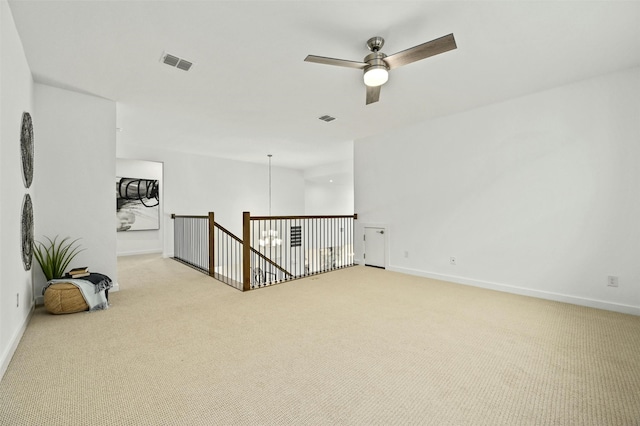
1;254;639;425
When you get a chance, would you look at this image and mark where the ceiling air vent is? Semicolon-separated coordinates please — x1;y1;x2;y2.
176;59;193;71
162;53;180;67
161;52;194;71
319;115;336;122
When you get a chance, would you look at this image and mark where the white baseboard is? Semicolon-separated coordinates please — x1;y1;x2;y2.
0;304;34;382
117;249;163;257
388;265;640;316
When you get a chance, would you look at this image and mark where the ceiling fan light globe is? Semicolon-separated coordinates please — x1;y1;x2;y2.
363;67;388;87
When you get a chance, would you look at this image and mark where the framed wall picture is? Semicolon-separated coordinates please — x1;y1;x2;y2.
116;177;160;231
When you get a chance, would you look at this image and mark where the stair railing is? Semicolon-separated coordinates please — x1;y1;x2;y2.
211;220;244;290
172;214;211;274
172;212;357;291
172;212;242;289
243;212;357;290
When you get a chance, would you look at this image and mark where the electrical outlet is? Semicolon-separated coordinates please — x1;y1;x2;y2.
450;257;456;265
607;275;619;287
16;293;19;307
404;251;409;258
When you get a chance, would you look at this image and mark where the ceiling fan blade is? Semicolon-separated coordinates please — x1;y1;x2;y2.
304;55;367;70
384;33;457;70
366;85;381;105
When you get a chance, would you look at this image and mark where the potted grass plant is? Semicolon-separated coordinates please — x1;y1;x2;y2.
33;236;85;281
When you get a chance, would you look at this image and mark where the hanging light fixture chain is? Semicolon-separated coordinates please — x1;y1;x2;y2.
268;154;272;216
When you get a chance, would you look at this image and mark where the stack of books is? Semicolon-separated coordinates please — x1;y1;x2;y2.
67;267;90;278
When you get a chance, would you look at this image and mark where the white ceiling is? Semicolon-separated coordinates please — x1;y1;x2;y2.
9;0;640;170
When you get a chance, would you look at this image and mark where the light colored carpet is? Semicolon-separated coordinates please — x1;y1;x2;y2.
1;254;639;425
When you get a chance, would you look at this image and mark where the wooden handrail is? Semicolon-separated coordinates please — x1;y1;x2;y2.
171;214;207;219
214;222;243;244
249;247;294;279
250;214;357;220
174;213;357;221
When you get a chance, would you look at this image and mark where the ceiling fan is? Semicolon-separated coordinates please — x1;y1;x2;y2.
305;33;457;105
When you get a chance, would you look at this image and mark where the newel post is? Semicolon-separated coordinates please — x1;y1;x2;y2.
242;211;251;291
208;212;215;278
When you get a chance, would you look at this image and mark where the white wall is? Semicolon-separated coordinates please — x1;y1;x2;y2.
116;143;305;256
304;160;354;215
304;181;353;215
355;67;640;315
0;0;34;379
33;84;117;296
116;158;163;256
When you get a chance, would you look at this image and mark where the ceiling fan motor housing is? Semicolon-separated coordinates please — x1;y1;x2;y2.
363;51;389;86
364;52;389;69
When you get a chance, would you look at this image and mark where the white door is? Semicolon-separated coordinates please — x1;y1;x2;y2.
364;227;385;268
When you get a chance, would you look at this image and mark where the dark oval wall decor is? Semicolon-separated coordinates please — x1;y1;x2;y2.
21;111;34;188
21;194;34;271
